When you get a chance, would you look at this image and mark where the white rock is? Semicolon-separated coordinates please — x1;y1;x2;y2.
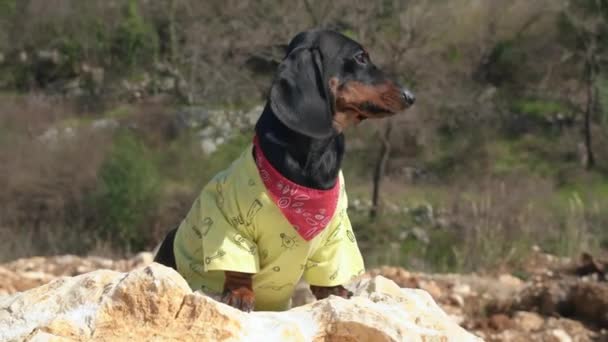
0;264;482;341
550;329;573;342
201;138;217;155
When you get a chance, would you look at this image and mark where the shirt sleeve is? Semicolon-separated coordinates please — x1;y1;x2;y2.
303;214;365;287
197;174;260;274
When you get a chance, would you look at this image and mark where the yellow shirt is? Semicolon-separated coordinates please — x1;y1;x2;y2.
173;145;365;311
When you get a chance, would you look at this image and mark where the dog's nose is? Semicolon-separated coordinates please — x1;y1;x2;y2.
402;89;415;106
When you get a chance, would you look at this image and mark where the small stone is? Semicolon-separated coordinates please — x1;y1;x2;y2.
411;227;430;244
91;118;119;130
198;126;215;138
291;280;315;307
513;311;545;332
498;274;524;288
448;293;465;307
549;329;573;342
18;51;28;63
453;283;472;296
201;139;217;154
418;280;442;299
160;77;175;91
131;252;154;267
488;314;513;331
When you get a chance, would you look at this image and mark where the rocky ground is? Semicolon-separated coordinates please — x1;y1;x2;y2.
0;262;478;341
369;250;608;342
1;249;607;341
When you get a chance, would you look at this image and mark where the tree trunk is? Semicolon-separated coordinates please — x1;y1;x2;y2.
168;0;178;64
370;122;393;220
583;64;596;170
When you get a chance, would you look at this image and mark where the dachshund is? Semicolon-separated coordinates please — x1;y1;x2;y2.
154;29;414;312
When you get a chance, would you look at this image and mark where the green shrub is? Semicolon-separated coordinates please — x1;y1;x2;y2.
93;132;160;250
111;0;159;68
512;99;566;119
489;138;557;177
0;0;16;31
483;40;527;86
553;176;608;254
0;0;15;12
159;131;252;186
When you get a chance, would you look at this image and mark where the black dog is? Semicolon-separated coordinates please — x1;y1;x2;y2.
154;29;414;312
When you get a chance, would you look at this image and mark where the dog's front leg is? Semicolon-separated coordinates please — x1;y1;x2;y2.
222;271;255;312
310;285;353;300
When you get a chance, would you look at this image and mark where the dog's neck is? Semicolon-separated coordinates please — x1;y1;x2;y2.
255;105;344;190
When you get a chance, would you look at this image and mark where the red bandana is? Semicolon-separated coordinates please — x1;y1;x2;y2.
253;136;340;241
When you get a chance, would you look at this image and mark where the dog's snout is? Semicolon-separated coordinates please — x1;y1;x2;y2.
402;89;415;106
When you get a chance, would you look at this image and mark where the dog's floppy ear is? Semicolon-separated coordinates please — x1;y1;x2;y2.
269;46;334;139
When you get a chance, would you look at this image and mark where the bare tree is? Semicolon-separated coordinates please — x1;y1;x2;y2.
370;121;392;220
559;0;608;170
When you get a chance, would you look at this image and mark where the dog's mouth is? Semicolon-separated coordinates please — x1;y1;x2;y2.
361;101;390;114
356;114;367;122
356;102;396;122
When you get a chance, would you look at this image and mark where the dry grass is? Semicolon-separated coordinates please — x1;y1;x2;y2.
0;94;112;261
349;170;607;272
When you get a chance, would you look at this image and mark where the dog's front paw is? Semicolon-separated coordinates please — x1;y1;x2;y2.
310;285;353;300
222;271;255;312
221;287;255;312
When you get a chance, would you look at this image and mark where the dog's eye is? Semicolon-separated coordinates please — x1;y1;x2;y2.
354;52;368;65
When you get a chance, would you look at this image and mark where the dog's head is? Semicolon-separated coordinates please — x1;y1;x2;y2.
268;29;415;139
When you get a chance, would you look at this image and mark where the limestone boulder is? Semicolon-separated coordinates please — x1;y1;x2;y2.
0;263;481;341
0;252;153;297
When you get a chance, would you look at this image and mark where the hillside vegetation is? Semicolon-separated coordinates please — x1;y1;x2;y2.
1;0;607;274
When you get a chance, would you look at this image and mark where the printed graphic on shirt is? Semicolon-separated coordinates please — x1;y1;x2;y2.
216;183;224;208
350;268;365;281
190;262;206;277
205;249;226;264
216;175;227;208
346;230;356;243
304;259;319;271
201;217;214;237
229;215;244;228
246;199;263;226
323;223;343;247
329;268;339;281
234;232;257;254
280;233;298;250
191;224;202;238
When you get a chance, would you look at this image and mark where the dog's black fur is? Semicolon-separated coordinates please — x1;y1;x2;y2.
154;29;414;311
255;108;344;190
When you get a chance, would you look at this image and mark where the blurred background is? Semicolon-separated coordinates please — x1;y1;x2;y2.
0;0;607;273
